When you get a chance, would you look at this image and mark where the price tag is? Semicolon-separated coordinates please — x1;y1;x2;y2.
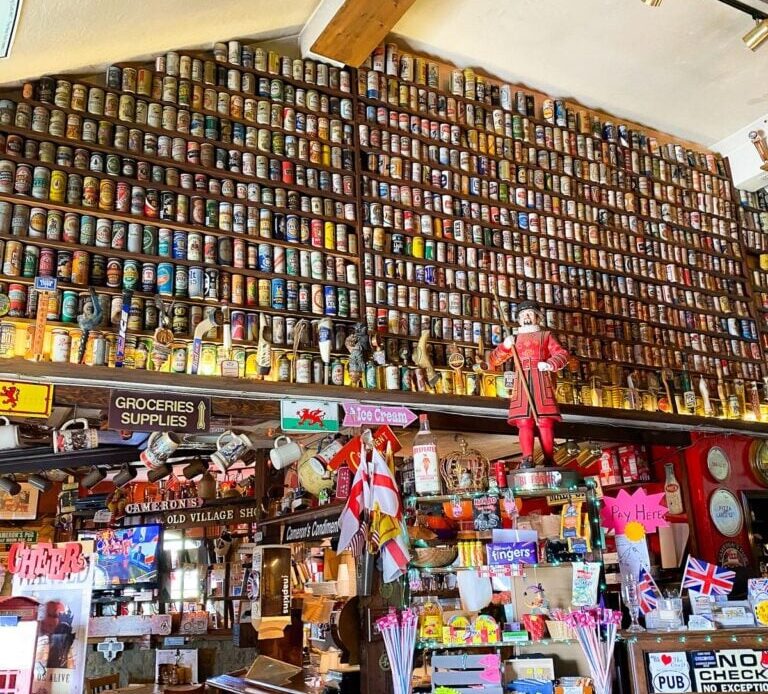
504;370;516;389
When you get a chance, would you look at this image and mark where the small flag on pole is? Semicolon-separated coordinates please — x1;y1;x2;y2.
682;556;735;596
638;566;660;614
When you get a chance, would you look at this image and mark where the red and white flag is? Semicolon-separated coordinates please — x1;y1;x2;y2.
371;445;400;517
337;441;371;552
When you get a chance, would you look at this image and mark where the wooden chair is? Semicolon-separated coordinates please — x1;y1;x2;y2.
85;673;120;694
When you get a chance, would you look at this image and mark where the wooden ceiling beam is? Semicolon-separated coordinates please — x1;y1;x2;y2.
304;0;418;67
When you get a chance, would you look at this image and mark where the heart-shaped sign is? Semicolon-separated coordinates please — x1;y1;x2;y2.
661;654;672;666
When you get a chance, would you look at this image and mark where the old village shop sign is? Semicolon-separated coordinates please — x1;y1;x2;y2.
8;542;86;580
163;502;260;528
108;389;211;433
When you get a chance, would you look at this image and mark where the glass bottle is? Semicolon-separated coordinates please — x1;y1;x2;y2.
413;414;441;496
751;381;762;421
699;375;713;417
664;463;684;515
733;379;746;419
680;359;696;415
716;362;728;417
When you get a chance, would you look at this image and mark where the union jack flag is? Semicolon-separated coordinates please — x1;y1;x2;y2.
638;566;660;614
682;556;735;596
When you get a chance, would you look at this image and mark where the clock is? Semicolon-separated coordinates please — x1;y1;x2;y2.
706;446;730;482
709;489;744;538
749;439;768;487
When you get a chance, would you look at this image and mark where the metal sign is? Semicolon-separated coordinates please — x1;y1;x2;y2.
125;497;204;515
280;399;339;433
692;649;768;693
108;389;210;433
0;380;53;418
163;502;260;528
0;529;36;544
283;514;341;543
342;402;417;428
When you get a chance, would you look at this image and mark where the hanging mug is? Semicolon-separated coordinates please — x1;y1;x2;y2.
211;430;252;472
0;416;20;450
53;418;98;453
140;431;181;469
269;435;302;470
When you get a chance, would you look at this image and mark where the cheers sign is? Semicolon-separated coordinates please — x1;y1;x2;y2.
8;542;86;580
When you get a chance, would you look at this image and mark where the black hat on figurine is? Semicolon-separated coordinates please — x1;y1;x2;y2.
516;300;545;319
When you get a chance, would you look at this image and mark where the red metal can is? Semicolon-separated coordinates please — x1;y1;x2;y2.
38;247;56;277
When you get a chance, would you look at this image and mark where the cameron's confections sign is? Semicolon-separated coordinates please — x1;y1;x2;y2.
108;389;211;433
8;542;86;580
125;497;204;514
163;503;260;528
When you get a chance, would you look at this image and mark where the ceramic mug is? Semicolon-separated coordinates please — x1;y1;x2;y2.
269;435;302;470
53;418;98;453
0;416;20;450
140;431;181;469
211;430;252;472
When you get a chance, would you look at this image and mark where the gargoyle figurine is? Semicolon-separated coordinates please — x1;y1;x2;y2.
76;288;104;364
345;322;370;386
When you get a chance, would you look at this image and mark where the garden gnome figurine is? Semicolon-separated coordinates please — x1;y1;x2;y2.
487;300;568;469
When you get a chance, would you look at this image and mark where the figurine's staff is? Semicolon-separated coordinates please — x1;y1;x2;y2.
490;283;539;425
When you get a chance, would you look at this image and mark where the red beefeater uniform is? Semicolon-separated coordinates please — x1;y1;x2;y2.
488;330;569;421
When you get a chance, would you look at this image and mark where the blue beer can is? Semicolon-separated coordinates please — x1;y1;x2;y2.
172;230;187;259
271;278;286;310
258;243;272;272
324;286;337;316
246;312;259;341
157;262;174;296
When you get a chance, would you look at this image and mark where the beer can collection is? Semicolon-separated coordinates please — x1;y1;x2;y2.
0;41;757;391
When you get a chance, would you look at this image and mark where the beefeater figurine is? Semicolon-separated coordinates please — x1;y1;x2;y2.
487;300;569;469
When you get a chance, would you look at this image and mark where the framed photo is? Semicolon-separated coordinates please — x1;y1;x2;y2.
0;483;38;520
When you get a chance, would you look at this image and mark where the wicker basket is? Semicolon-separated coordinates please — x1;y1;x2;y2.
411;546;458;568
545;620;578;641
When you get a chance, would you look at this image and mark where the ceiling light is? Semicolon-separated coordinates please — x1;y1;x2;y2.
641;0;662;6
744;18;768;50
113;463;137;488
0;475;21;496
147;463;172;484
27;472;52;493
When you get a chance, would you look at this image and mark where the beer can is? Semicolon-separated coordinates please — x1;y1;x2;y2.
188;266;203;299
71;250;89;285
61;290;78;322
157;262;174;295
271;278;286;310
174;265;188;297
123;259;139;290
204;268;219;300
141;262;156;292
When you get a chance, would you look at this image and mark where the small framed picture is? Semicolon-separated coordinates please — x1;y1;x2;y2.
0;483;38;520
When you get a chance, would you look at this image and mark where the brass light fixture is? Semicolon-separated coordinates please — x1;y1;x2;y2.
744;18;768;50
641;0;663;6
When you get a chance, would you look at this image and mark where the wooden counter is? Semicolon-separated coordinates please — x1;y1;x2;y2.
624;627;768;694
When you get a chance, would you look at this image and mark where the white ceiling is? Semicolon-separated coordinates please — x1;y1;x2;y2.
391;0;768;146
0;0;318;84
0;0;765;148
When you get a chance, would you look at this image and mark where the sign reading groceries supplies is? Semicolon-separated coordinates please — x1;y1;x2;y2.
108;389;210;433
